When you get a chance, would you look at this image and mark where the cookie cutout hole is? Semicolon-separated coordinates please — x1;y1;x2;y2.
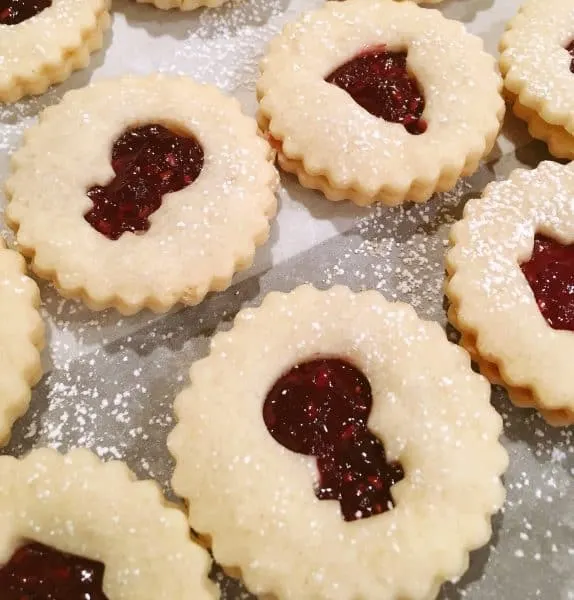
0;542;108;599
263;358;404;521
566;41;574;73
325;45;427;135
520;233;574;331
85;124;204;241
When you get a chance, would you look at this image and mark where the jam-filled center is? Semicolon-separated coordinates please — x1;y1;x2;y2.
566;41;574;73
325;45;427;135
0;0;52;25
520;233;574;331
263;358;404;521
0;542;108;599
85;123;204;241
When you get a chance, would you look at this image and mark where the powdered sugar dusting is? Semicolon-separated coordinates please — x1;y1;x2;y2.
0;85;76;231
500;0;574;125
0;106;33;227
159;0;323;92
314;171;573;599
2;162;573;598
169;283;507;598
0;0;572;598
447;161;574;419
323;179;472;321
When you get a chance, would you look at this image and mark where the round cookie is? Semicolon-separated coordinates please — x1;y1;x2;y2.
499;0;574;159
170;285;508;600
0;448;216;599
447;161;574;426
257;0;504;206
0;0;111;103
6;75;278;315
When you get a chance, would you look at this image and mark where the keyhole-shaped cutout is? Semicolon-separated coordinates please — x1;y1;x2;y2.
325;45;427;135
263;358;404;521
85;124;204;240
520;233;574;331
0;542;108;599
0;0;51;25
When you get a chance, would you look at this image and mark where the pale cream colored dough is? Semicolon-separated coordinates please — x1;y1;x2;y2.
0;239;44;446
507;92;574;160
170;285;508;600
0;0;111;103
499;0;574;158
257;0;504;206
446;161;574;426
135;0;229;10
6;75;278;315
0;448;217;599
447;306;574;427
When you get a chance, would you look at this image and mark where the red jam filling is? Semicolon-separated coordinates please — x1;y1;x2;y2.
520;233;574;331
263;358;404;521
325;45;427;135
85;124;204;241
566;41;574;73
0;0;51;25
0;542;108;599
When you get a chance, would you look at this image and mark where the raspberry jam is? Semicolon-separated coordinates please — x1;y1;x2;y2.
0;0;51;25
325;46;427;135
263;358;404;521
567;41;574;73
521;233;574;331
0;542;108;599
85;124;204;241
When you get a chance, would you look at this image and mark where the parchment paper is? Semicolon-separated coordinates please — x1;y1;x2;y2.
0;0;572;598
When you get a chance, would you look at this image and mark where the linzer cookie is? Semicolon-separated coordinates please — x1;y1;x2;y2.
169;285;507;600
0;239;44;447
257;0;504;206
0;0;111;103
499;0;574;159
0;448;216;599
5;75;278;315
447;161;574;426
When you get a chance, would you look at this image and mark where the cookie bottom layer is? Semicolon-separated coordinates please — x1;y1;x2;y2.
1;10;110;104
447;304;574;427
135;0;229;10
278;150;487;206
509;94;574;160
260;116;500;207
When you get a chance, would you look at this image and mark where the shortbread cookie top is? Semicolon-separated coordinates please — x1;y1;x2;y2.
0;448;217;599
257;0;503;205
0;239;44;447
170;285;507;600
6;75;278;315
0;0;110;103
499;0;574;134
447;161;574;418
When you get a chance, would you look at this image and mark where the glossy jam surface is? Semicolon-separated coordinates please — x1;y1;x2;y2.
0;542;108;599
325;46;427;135
0;0;51;25
521;233;574;331
567;40;574;73
85;124;204;240
263;358;404;521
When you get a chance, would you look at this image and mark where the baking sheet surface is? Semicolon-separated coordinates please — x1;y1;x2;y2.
0;0;573;598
